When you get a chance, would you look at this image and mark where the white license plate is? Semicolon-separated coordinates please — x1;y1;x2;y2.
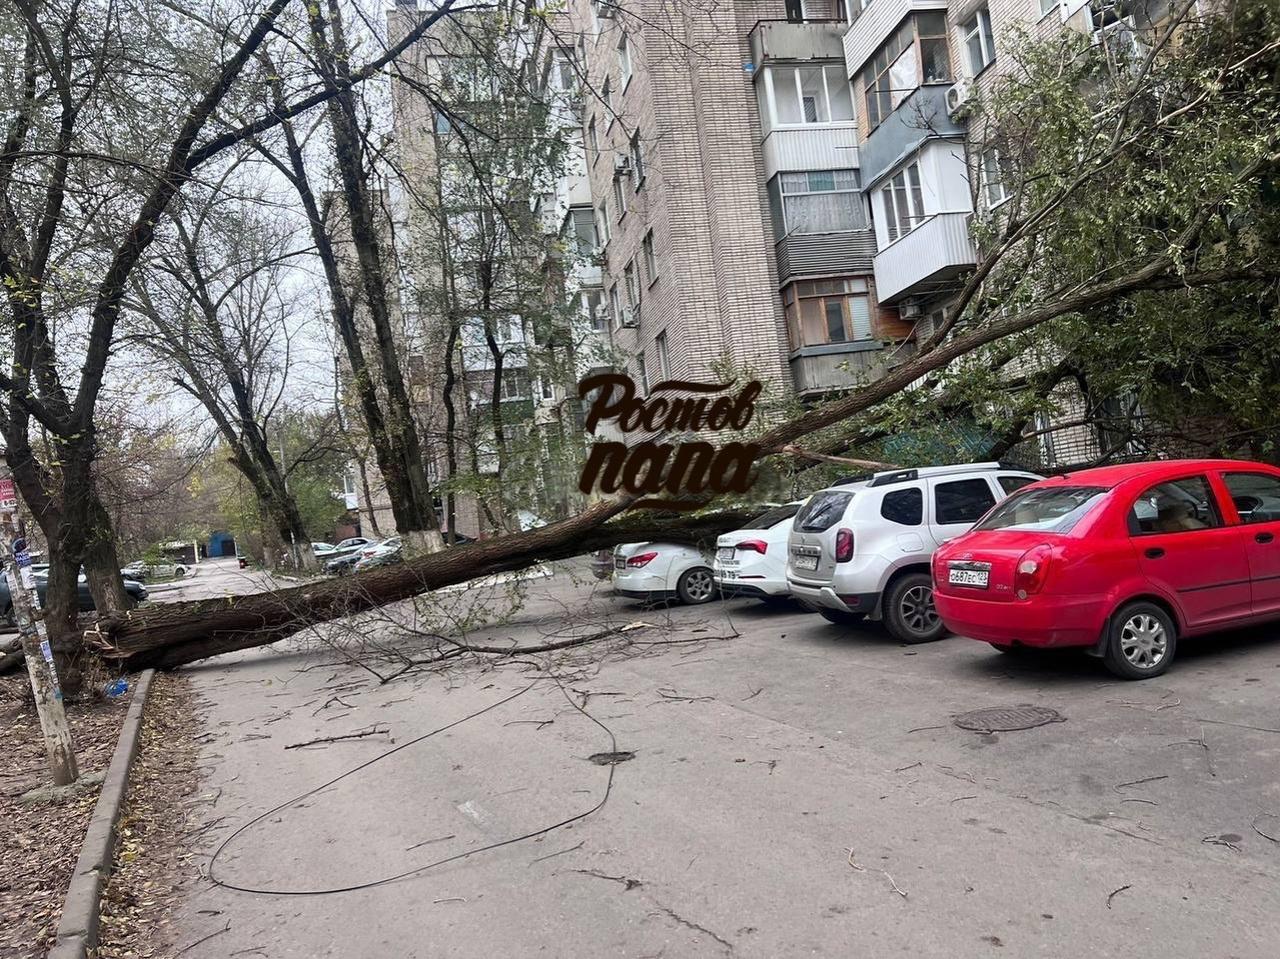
716;547;734;561
949;567;989;588
793;553;818;571
720;570;738;580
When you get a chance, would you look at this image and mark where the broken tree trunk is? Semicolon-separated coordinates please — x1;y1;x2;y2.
88;503;754;671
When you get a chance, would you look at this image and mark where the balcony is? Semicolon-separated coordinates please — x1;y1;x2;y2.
872;212;975;304
776;229;876;284
762;126;859;180
858;83;963;188
749;19;846;65
789;341;901;397
844;0;949;74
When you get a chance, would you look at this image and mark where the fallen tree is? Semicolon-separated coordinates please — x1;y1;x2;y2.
63;1;1280;673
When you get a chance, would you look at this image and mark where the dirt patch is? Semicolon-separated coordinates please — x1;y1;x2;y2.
97;673;200;959
0;672;131;959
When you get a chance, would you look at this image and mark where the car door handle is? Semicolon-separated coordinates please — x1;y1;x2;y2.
1257;532;1275;544
1144;547;1165;559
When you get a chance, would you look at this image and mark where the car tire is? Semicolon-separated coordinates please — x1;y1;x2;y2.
676;566;716;605
818;608;866;626
884;572;946;644
1103;601;1177;680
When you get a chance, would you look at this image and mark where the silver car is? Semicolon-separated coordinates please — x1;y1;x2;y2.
786;463;1041;643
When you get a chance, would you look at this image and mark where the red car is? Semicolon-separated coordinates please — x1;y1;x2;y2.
932;459;1280;679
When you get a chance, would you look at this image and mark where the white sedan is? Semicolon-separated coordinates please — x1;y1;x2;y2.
713;502;802;603
611;542;717;605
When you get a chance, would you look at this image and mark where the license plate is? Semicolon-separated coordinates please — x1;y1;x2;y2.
793;554;818;571
614;557;626;569
716;547;734;561
720;570;738;580
949;567;989;588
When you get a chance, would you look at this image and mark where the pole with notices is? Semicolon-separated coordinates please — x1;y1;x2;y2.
0;477;78;785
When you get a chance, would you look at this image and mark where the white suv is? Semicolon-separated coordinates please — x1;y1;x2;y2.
786;463;1041;643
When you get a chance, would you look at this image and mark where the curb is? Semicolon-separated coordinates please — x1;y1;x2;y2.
48;668;156;959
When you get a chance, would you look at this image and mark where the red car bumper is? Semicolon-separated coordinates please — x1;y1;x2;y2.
934;591;1104;649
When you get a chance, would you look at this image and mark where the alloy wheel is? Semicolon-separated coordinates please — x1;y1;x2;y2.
1120;613;1168;669
900;584;940;636
684;568;714;602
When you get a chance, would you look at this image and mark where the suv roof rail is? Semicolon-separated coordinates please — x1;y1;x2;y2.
832;473;872;486
866;461;1002;488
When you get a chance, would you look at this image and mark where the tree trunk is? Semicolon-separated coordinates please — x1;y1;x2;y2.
81;486;131;616
90;502;754;670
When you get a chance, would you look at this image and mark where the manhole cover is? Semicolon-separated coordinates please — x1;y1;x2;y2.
588;751;635;765
953;705;1065;733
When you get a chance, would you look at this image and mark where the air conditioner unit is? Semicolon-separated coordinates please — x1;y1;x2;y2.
619;307;639;328
899;302;922;319
613;155;632;178
945;80;972;118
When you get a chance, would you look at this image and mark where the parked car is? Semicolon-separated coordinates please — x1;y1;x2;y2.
933;459;1280;679
713;502;803;602
2;572;148;627
333;537;372;551
787;462;1042;643
612;542;717;605
353;536;403;572
312;542;337;555
120;560;188;581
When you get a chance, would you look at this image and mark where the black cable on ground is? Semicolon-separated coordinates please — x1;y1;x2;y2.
207;674;619;896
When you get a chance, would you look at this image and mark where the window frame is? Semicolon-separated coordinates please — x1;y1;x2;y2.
772;169;864;238
636;351;649;394
782;277;875;350
933;477;998;525
963;7;996;78
881;487;924;526
1222;471;1280;525
880;160;926;243
759;63;856;129
587;116;599;160
980;146;1010;208
630;132;645;188
642;230;658;286
859;15;952;133
654;330;669;379
595;201;610;246
612;175;626;220
1127;475;1224;537
617;31;632;89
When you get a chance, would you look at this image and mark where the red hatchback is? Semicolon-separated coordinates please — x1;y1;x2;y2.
932;459;1280;679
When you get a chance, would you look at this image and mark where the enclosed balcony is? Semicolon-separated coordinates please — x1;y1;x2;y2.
748;19;847;66
872;211;976;303
844;0;949;75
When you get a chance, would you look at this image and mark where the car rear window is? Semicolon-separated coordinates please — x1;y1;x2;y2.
795;491;854;532
742;503;802;529
975;486;1107;534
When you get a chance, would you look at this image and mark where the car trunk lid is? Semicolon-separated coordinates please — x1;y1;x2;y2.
935;531;1061;602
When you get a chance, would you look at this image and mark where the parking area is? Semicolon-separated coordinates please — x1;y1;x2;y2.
160;564;1280;958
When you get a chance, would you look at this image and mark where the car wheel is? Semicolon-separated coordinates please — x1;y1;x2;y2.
1104;602;1176;680
818;608;866;626
174;566;186;578
676;566;716;605
884;572;946;644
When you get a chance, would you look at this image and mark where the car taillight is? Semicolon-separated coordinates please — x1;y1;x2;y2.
735;539;768;555
835;528;854;563
1014;544;1053;598
627;551;659;568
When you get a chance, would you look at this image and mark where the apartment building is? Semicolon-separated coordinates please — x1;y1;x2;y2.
560;0;912;408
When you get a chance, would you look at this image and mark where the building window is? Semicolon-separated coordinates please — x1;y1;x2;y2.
623;260;639;310
602;77;613;119
860;14;951;132
637;352;649;394
642;230;658;285
608;284;621;327
963;8;996;77
879;161;926;242
596;201;610;246
569;205;598;254
630;133;645;187
783;278;875;350
612;175;626;218
980;146;1009;207
433;111;452;134
583;289;608;332
617;32;632;88
540;376;554;400
587;117;599;158
499;368;531;401
757;64;855;129
769;169;864;239
655;331;669;379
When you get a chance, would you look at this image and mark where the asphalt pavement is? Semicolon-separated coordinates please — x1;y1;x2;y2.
164;565;1280;958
